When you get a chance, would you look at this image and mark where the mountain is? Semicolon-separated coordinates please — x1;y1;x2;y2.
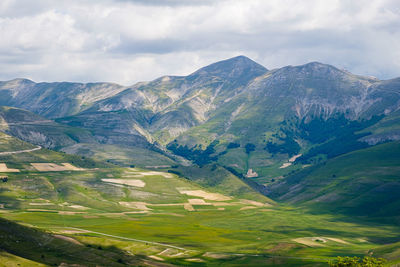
1;56;400;265
0;106;96;149
0;78;126;118
1;56;400;181
57;55;268;145
0;106;177;167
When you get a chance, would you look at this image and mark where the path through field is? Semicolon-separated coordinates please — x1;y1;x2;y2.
57;227;188;251
0;146;41;155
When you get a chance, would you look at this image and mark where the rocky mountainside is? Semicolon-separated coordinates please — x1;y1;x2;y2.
58;56;268;144
0;106;96;149
0;79;126;118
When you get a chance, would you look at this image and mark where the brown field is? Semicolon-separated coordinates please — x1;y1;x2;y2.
30;163;84;172
124;168;173;178
101;179;146;187
292;237;327;247
289;154;302;162
29;203;55;206
119;201;152;211
60;163;85;171
183;203;195;211
188;199;211;205
240;199;272;207
178;189;231;201
239;206;257;211
279;163;292;169
0;163;20;172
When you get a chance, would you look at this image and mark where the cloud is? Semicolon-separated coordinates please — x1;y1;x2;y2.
0;0;399;84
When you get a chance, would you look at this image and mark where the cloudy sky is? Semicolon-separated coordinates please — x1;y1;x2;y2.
1;0;400;85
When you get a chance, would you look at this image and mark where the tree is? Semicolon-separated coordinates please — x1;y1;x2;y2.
329;256;386;267
245;143;256;154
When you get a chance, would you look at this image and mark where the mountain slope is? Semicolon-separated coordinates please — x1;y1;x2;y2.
164;61;400;181
57;56;268;144
266;141;400;219
0;78;126;118
2;56;400;182
0;106;177;168
0;106;96;149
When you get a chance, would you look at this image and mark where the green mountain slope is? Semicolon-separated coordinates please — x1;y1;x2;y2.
266;141;400;219
0;217;156;267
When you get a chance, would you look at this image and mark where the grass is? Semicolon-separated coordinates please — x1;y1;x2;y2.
61;143;176;167
1;163;400;265
1;133;400;266
267;141;400;220
0;132;36;152
0;217;153;267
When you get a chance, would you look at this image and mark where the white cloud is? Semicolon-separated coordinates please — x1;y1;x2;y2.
0;0;399;84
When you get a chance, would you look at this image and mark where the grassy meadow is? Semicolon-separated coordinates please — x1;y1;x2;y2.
0;133;399;266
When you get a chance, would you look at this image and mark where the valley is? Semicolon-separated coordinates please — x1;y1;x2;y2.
0;56;400;266
0;131;399;266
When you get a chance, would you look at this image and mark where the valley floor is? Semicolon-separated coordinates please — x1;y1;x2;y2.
1;165;399;266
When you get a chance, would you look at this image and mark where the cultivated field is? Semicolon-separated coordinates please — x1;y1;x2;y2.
1;162;399;266
0;163;19;172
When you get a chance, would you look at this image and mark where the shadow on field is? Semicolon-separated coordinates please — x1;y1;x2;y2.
0;187;21;209
0;217;170;266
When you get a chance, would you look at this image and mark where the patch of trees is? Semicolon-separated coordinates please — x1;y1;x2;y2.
245;143;256;154
297;132;369;163
297;115;383;163
297;114;382;144
227;142;240;149
268;114;383;163
329;256;386;267
264;137;300;157
167;140;219;166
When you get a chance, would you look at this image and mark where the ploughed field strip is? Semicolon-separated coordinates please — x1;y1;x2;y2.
0;163;20;172
31;163;85;171
1;164;399;265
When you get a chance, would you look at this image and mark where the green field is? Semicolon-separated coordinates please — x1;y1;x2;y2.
0;164;399;265
0;133;399;266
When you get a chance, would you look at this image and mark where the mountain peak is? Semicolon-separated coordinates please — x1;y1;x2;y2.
190;55;268;80
5;78;35;85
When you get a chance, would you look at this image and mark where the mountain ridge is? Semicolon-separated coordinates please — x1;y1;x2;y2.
1;56;400;180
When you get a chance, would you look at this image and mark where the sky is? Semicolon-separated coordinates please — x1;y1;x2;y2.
0;0;400;85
